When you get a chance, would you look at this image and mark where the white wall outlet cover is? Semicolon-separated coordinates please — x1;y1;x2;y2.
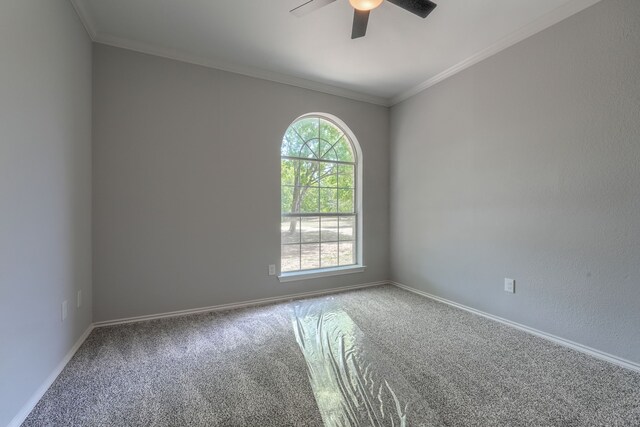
62;300;68;321
504;278;516;293
77;290;82;308
268;264;276;276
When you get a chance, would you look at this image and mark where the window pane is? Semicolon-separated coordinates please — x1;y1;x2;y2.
282;128;304;157
339;216;356;241
301;243;320;270
281;159;298;186
321;243;339;268
293;117;319;141
281;217;300;244
281;244;300;272
306;139;321;159
300;187;319;213
338;189;354;213
317;140;327;160
301;216;319;243
299;144;315;159
318;162;338;187
318;140;338;161
298;160;321;187
281;186;294;213
320;217;339;242
337;164;354;188
319;188;337;213
320;120;343;148
339;241;355;266
334;138;354;162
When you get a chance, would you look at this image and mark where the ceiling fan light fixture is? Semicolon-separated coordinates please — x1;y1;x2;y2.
349;0;383;11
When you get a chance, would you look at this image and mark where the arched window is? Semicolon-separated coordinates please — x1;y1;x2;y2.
280;114;362;277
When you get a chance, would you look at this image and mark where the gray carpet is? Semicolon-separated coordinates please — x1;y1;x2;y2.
23;285;640;426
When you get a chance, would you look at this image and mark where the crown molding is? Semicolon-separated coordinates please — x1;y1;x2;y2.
93;33;390;107
68;0;97;39
70;0;601;108
68;0;388;106
390;0;602;105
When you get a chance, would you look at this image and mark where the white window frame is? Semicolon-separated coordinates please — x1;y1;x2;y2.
278;113;365;282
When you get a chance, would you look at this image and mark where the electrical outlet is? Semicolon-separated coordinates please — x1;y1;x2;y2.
504;278;515;294
62;300;68;321
77;290;82;308
268;264;276;276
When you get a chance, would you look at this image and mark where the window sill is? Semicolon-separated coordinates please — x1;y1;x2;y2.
278;265;366;283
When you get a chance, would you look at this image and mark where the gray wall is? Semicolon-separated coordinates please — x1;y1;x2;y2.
390;0;640;364
0;1;93;425
92;44;390;322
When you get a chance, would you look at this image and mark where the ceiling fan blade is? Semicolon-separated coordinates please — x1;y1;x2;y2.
290;0;336;17
351;9;370;39
386;0;437;18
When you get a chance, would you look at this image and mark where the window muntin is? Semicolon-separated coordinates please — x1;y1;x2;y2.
281;117;357;273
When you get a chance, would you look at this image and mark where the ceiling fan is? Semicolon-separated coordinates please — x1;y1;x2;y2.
290;0;437;39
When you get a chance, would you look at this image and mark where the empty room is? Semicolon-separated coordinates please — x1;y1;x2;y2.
1;0;639;425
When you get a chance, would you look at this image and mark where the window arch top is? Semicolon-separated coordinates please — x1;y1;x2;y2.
281;117;355;163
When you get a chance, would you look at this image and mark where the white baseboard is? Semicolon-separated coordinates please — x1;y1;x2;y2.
9;282;386;426
9;279;637;426
390;281;640;373
8;324;94;427
94;281;388;328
